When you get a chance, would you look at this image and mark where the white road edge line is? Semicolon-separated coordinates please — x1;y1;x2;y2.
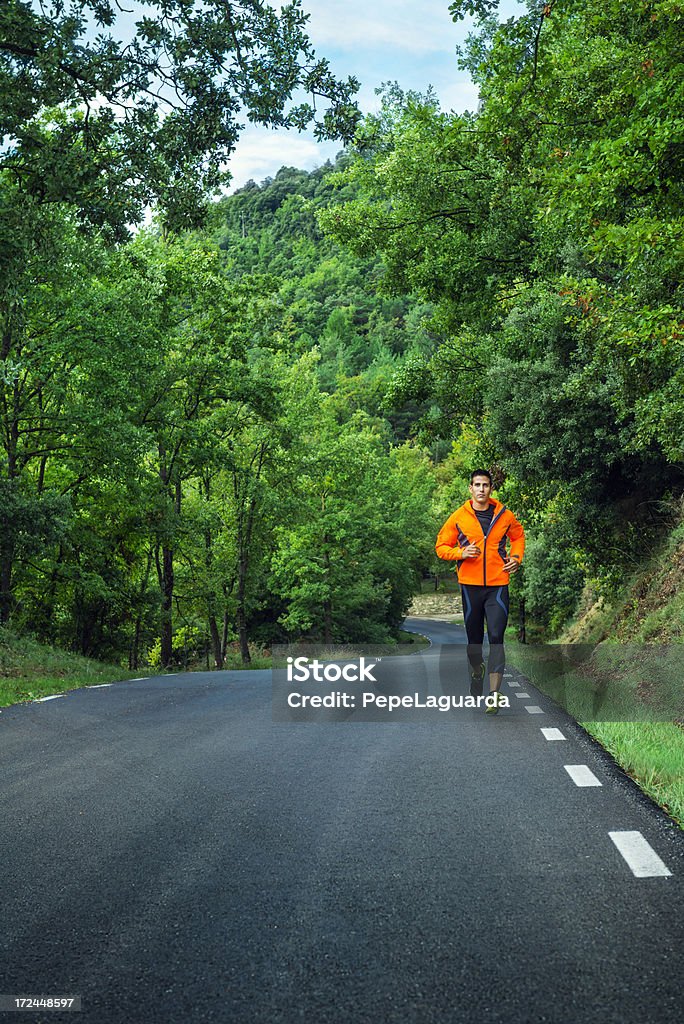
89;684;113;689
541;727;566;741
525;705;544;714
609;831;672;878
564;764;602;787
35;694;64;702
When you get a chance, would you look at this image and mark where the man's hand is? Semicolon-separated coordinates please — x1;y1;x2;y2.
503;557;520;574
462;544;481;559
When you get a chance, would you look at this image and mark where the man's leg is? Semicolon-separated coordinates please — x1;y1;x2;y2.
484;586;509;710
461;585;486;696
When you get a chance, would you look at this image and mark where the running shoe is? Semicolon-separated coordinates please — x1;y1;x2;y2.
470;663;485;697
485;691;501;715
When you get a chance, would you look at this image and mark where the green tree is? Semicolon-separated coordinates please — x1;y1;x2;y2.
1;0;360;233
0;187;151;630
272;411;435;643
320;3;684;629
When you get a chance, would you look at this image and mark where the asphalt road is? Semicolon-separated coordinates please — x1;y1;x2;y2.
1;617;682;1023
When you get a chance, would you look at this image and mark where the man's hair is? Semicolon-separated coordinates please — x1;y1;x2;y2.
470;469;492;485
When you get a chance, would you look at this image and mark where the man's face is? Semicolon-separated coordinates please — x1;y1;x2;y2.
469;476;492;504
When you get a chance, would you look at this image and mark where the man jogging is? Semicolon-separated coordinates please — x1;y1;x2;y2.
435;470;525;713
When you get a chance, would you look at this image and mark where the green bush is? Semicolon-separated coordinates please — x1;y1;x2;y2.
147;625;205;668
521;533;584;636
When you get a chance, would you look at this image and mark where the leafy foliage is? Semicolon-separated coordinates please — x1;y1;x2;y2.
5;0;683;661
0;1;360;233
0;160;441;663
323;5;684;630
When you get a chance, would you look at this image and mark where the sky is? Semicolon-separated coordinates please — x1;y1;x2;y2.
55;0;523;193
227;0;524;191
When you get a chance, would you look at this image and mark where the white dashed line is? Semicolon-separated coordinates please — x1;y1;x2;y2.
515;692;530;699
541;728;566;741
508;681;521;688
35;694;64;702
89;684;113;689
525;705;544;714
130;677;146;681
609;831;672;878
564;764;602;787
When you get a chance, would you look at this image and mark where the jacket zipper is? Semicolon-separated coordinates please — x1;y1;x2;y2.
482;507;506;586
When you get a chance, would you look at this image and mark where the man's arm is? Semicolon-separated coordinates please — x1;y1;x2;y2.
435;515;464;561
507;514;525;566
435;514;480;561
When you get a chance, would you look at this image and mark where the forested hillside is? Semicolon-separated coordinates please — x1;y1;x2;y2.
209;162;438;425
323;0;684;640
2;0;683;677
1;156;448;669
0;0;439;670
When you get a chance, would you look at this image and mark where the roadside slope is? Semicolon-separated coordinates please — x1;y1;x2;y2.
556;514;684;828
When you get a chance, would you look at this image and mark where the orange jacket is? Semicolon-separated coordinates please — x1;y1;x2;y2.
435;499;525;587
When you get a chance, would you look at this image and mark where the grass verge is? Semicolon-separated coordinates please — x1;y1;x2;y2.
1;627;428;709
396;629;431;651
0;627;150;707
505;638;684;829
582;721;684;829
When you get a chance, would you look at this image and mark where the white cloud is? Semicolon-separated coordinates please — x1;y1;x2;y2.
226;128;341;191
430;78;480;114
225;79;478;194
300;0;462;54
224;0;525;191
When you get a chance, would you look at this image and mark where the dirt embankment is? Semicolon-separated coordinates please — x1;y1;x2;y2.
563;532;684;645
612;535;684;642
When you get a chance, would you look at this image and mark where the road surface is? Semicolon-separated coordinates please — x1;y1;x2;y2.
1;617;681;1023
